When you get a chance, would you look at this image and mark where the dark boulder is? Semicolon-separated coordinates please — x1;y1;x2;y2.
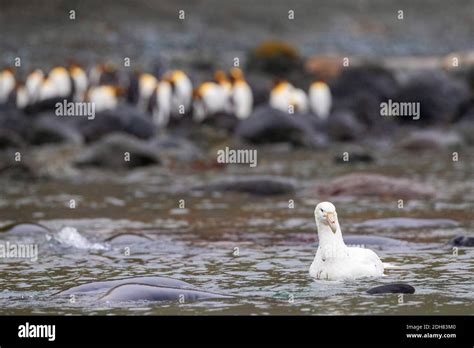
327;109;367;141
0;129;26;149
201;112;240;133
100;284;232;302
196;175;296;195
449;235;474;247
0;150;37;179
367;284;415;294
74;133;160;169
30;114;83;145
393;70;470;125
0;109;32;140
78;104;156;143
331;65;399;129
235;105;327;148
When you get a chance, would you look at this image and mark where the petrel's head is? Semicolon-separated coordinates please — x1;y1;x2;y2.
315;201;338;233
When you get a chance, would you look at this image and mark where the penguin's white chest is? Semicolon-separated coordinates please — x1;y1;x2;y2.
309;85;332;119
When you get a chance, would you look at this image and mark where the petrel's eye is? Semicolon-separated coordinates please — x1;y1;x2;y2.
320;208;323;212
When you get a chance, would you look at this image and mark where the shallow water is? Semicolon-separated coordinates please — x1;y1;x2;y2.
0;145;473;315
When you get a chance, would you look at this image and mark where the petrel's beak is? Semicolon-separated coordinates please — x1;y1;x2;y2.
326;213;337;233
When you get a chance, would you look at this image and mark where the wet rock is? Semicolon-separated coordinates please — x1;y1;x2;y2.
449;235;474;247
197;176;296;195
30;114;83;145
105;233;153;244
327;109;367;141
74;133;160;169
453;96;474;123
318;173;436;199
201;112;240;133
56;276;194;296
353;218;458;230
454;118;474;145
367;283;415;295
398;129;463;151
0;110;32;140
247;73;271;106
0;129;26;149
331;65;399;128
100;284;231;302
78;104;156;143
393;70;470;125
0;222;51;235
152;136;205;162
332;65;398;101
235;105;327;148
0;151;37;180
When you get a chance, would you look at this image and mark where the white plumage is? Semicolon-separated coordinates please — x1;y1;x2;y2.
270;81;308;114
309;81;332;120
193;82;230;122
309;202;384;280
229;68;253;119
25;69;44;104
0;69;15;103
137;73;158;111
152;80;172;128
70;65;88;102
164;70;193;116
87;86;119;112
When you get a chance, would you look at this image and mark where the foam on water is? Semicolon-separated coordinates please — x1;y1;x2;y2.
52;227;108;251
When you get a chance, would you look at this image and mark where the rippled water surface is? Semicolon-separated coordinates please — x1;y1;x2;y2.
0;146;473;315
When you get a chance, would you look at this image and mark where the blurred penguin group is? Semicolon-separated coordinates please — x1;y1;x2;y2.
0;63;332;127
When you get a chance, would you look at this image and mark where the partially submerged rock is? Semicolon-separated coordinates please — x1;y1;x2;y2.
367;283;415;294
74;133;160;169
0;222;51;235
0;152;37;179
327;109;367;141
393;70;470;125
317;173;436;199
78;104;156;143
398;129;463;151
56;276;194;296
449;235;474;247
100;283;231;302
331;65;399;128
235;106;327;148
30;114;83;146
196;176;296;195
0;129;27;149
